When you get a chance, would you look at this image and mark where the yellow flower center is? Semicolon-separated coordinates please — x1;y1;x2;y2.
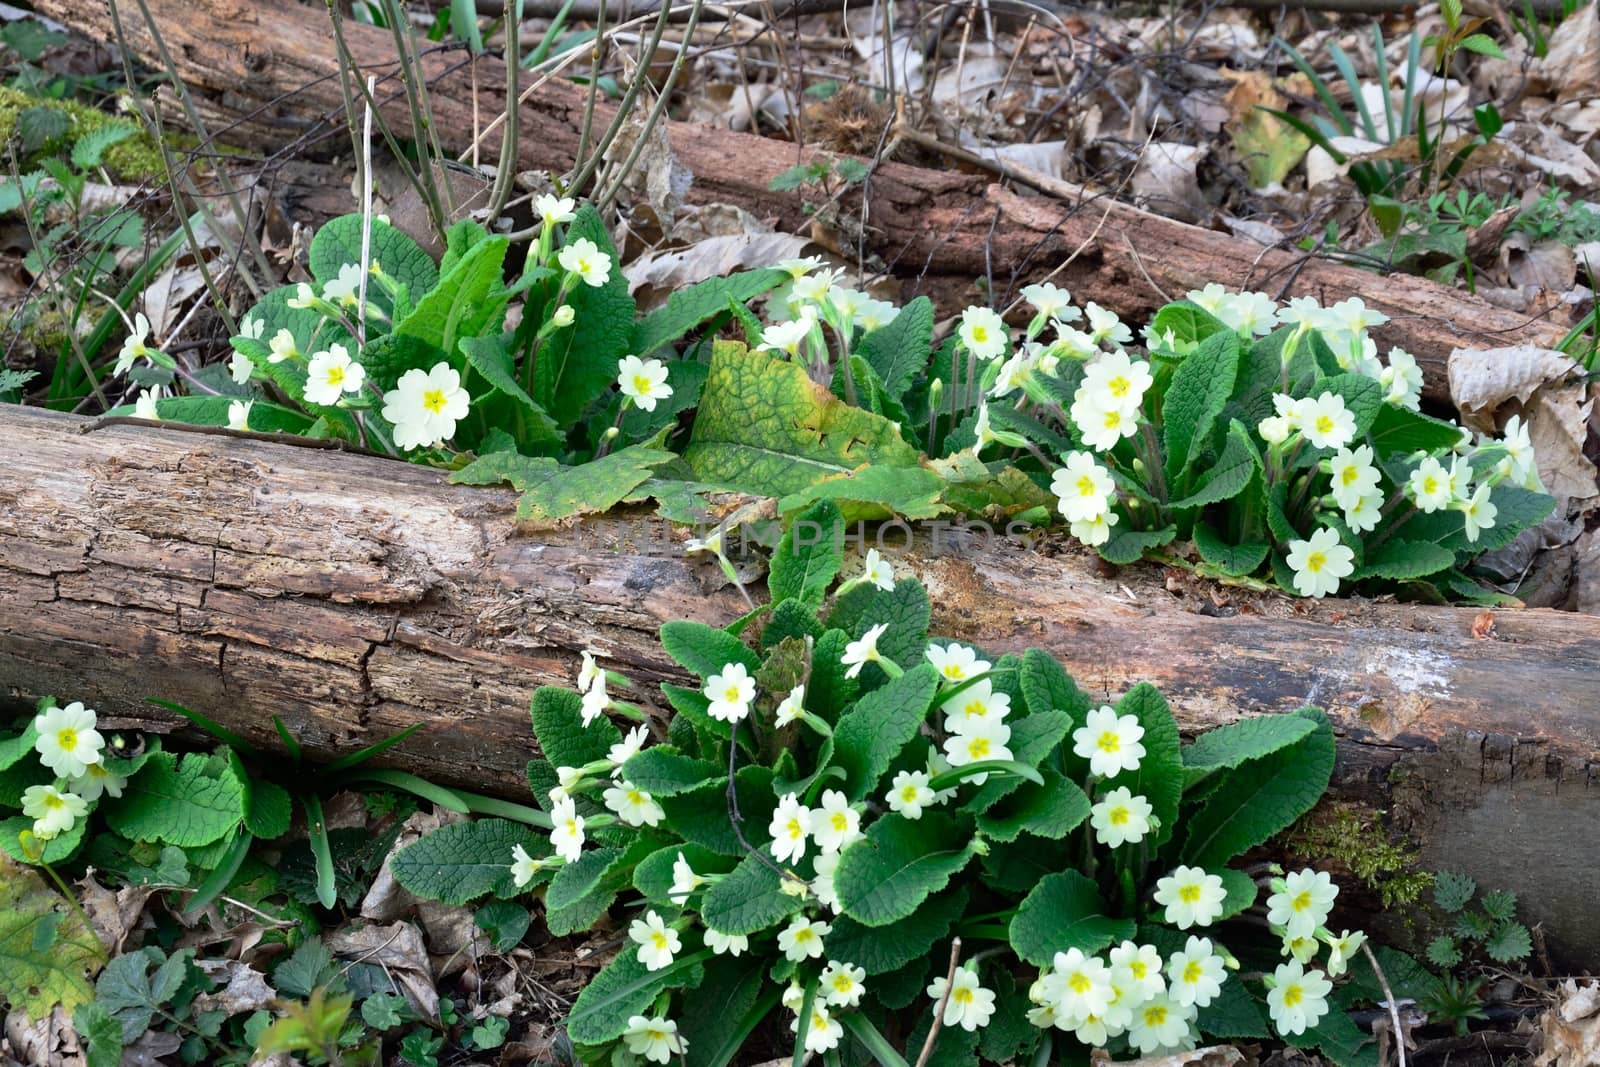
633;375;654;394
422;388;448;414
1315;415;1335;435
1130;961;1147;979
1096;732;1121;754
1305;552;1326;573
627;790;645;805
57;729;78;752
1109;806;1129;826
794;929;814;944
953;987;973;1005
1109;375;1130;397
833;975;853;993
1283;985;1304;1007
1179;884;1201;903
901;785;920;803
944;665;966;680
786;819;804;840
724;686;741;702
1144;1005;1168;1026
1102;409;1122;430
1292;891;1313;912
1341;467;1358;486
1183;961;1203;983
43;794;64;810
1076;475;1097;497
326;365;346;388
971;326;989;343
968;737;991;759
563;818;578;833
1422;476;1439;495
1069;974;1091;994
962;698;986;718
831;813;849;832
652;932;670;950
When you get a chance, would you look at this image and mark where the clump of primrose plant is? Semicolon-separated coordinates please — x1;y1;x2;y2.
391;501;1396;1064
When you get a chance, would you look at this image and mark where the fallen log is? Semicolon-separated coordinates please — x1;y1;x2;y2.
1;406;1597;961
34;0;1569;401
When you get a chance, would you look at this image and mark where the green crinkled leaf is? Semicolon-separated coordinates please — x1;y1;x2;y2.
74;1002;123;1067
825;576;932;678
104;395;314;433
0;853;101;1022
448;445;673;523
1355;539;1457;581
631;268;787;355
776;463;946;520
684;341;922;497
1149;301;1232;348
833;812;978;927
1182;714;1318;787
769;498;844;608
619;750;720;797
677;953;772;1067
1099;683;1183;848
243;779;292;840
1198;973;1272;1039
1099;525;1178;566
545;847;624;913
698;852;802;935
657;766;775;856
1215;867;1259;921
632;843;735;905
546;837;643;937
395;235;509;358
565;948;706;1045
0;816;84;865
310;215;438;306
659;620;761;679
102;751;245;847
529;686;621;771
1170;421;1260;509
348;331;447;392
1019;649;1090;719
831;665;940;801
1315;373;1384;442
1369;403;1463;456
1468;485;1556;553
1009;870;1135;966
388;818;547;904
974;770;1090;842
0;723;40;771
1180;707;1336;867
806;629;858;721
1162;330;1241;485
458;333;562;448
856;296;934;401
824;885;967;976
762;599;823;650
1194;520;1270;577
534;206;636;426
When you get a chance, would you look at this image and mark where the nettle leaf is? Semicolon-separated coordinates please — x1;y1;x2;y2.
1019;649;1090;719
0;853;101;1022
529;686;621;769
1194;521;1270;578
631;268;787;355
826;885;967;976
389;818;547;904
856;295;935;401
309;215;438;309
1162;330;1241;486
826;576;932;676
1170;421;1260;510
1009;870;1135;966
769;498;845;608
1486;922;1532;963
684;341;922;498
833;812;978;927
1355;539;1456;581
699;852;803;935
534;206;636;426
1099;525;1178;566
566;949;706;1045
659;620;761;679
1315;373;1384;440
620;750;720;797
103;751;245;847
1182;714;1318;787
974;770;1091;842
1180;707;1336;868
832;665;940;800
1098;683;1183;847
448;445;673;524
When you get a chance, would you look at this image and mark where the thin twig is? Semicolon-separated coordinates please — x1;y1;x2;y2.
915;938;963;1067
1361;942;1409;1067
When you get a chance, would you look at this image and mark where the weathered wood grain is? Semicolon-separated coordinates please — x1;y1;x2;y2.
1;406;1597;960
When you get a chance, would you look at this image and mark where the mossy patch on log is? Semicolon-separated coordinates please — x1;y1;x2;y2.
0;85;166;180
1282;801;1432;909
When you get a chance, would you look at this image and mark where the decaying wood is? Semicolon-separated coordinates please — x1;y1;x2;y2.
1;407;1598;961
35;0;1569;401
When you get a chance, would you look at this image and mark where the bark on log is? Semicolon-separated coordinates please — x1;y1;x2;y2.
1;406;1598;962
34;0;1569;402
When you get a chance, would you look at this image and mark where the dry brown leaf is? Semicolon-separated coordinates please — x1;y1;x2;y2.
74;873;153;955
1131;142;1208;223
1524;383;1597;507
192;959;275;1016
623;232;812;304
1534;979;1600;1066
1573;526;1600;615
361;808;457;922
1502;234;1578;293
1447;343;1582;430
325;921;439;1020
3;1007;81;1067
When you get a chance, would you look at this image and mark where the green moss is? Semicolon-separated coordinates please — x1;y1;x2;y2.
0;85;167;182
1281;802;1432;909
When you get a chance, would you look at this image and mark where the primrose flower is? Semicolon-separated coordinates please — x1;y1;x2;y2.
1153;865;1228;929
535;194;577;228
886;769;936;819
580;672;611;727
69;761;127;802
22;784;87;839
811;790;862;854
607;724;648;771
382;361;471;450
928;966;996;1031
1500;414;1537;485
304;344;366;406
958;306;1007;360
703;662;755;724
758;309;817;358
1081;350;1153;415
603;780;664;828
1266;960;1333;1035
1167;936;1226;1008
790;267;844;306
510;844;543;888
778;916;831;962
239;315;263;340
841;622;889;679
1322;929;1366;977
320;263;364;310
1049;947;1114;1019
1070;511;1118;547
287;282;317;309
859;548;895;592
941;679;1011;734
855;297;900;332
925;643;990;685
1328;445;1381;508
811;850;840;912
1328;296;1388;335
1267;868;1340;940
1215;290;1280;337
114;313;154;376
1084;302;1133;346
1052;450;1115;523
774;685;806;727
629;910;681;971
668;852;703;905
34;702;105;779
1070;388;1140;452
549;796;586;862
793;1005;843;1054
1381;348;1423;409
622;1015;686;1064
551;304;575;328
1459;483;1498;542
557;238;612;287
1129;994;1196;1055
705;928;748;956
227;399;253;431
778;256;824;278
1091;786;1154;847
1298;392;1356;450
1283;932;1320;963
768;792;813;864
134;388;161;420
1110;940;1168;1001
1285;528;1355;599
268;328;299;363
1021;282;1077;321
1072;705;1146;778
941;716;1013;780
1258;415;1293;446
617;354;673;412
1343;487;1385;533
228;350;253;386
820;960;867;1008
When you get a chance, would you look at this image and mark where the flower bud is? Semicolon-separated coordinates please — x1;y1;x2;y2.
603;426;620;441
552;304;576;327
